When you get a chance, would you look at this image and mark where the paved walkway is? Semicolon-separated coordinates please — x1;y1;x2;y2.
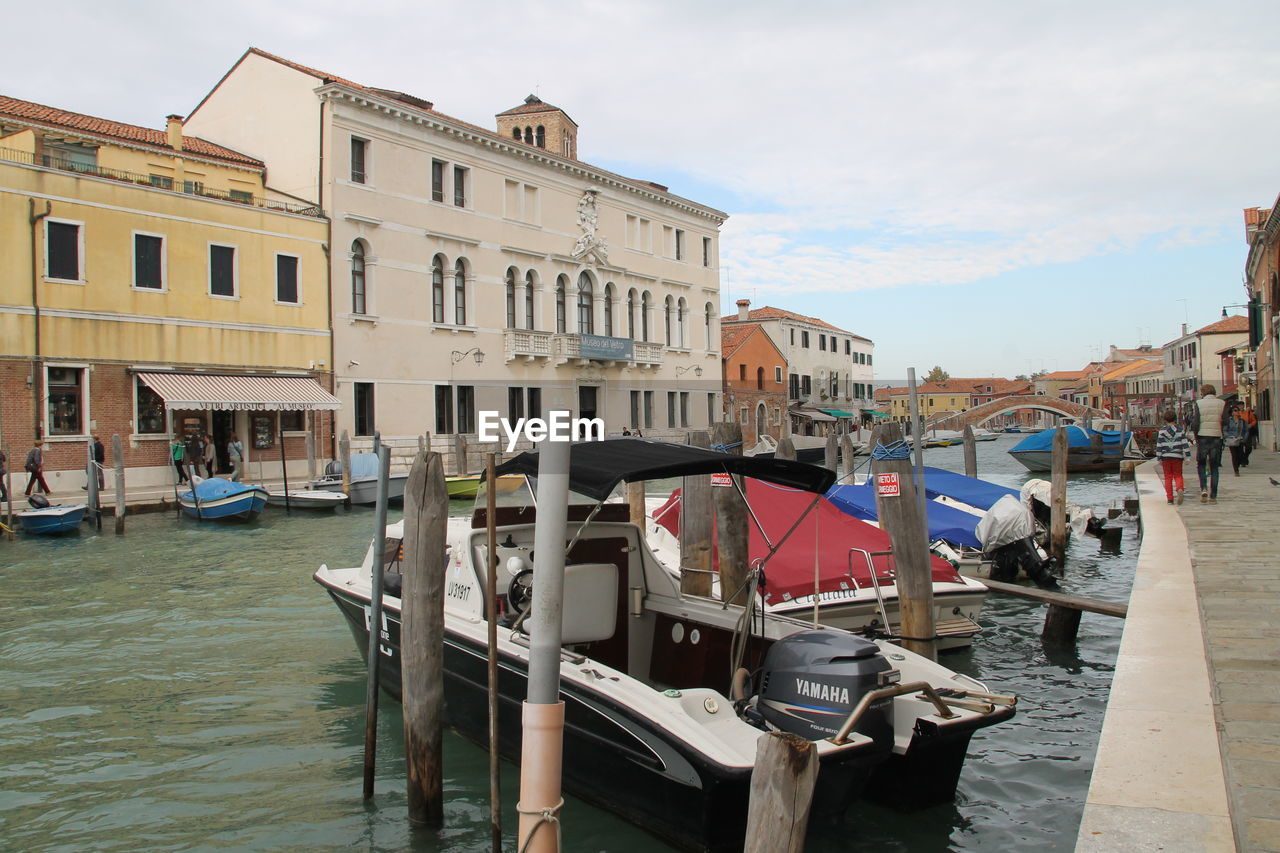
1079;450;1280;852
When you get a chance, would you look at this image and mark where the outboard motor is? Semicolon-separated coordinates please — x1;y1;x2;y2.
987;538;1058;588
756;629;895;744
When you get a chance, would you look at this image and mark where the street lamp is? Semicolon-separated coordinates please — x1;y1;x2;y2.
451;348;485;365
674;365;703;378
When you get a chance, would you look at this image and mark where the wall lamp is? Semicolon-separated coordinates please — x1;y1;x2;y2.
675;365;703;377
1222;303;1249;318
451;348;485;364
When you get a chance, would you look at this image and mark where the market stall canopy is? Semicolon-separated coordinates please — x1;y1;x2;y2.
863;410;890;419
136;372;341;411
792;408;836;422
818;408;855;418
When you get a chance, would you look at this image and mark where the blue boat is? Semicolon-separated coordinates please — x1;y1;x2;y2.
916;466;1019;511
179;478;269;522
826;482;986;549
1008;425;1134;472
17;501;87;535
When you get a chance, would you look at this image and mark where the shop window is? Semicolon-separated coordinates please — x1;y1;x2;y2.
47;366;86;435
135;378;166;434
354;382;375;436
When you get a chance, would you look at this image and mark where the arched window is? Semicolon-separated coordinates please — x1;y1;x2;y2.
577;272;594;334
603;283;615;336
641;291;651;341
627;289;637;340
663;295;673;346
505;267;518;328
677;297;687;348
454;258;467;325
705;302;714;348
431;255;445;323
757;367;765;390
512;127;522;141
756;403;767;438
524;127;533;144
351;241;367;314
555;275;567;333
524;270;537;330
536;126;545;148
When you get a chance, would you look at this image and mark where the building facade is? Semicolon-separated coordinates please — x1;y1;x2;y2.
184;49;725;460
0;95;335;490
720;323;787;446
1162;317;1249;404
1243;202;1277;446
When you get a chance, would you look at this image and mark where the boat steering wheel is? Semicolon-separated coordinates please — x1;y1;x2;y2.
507;568;534;614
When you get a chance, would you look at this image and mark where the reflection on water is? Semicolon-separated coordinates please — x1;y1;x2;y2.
0;435;1134;851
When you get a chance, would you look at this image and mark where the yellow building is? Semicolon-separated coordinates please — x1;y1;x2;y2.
0;95;336;490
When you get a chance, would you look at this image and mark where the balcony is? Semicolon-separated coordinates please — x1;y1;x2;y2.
504;328;553;362
534;333;664;368
0;146;325;218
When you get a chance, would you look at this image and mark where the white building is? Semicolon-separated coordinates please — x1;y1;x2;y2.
1162;316;1248;401
720;300;874;433
184;49;725;456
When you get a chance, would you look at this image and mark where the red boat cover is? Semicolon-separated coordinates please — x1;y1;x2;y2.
651;478;964;605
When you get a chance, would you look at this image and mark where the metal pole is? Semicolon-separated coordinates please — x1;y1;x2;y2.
907;368;928;542
518;423;570;853
362;445;391;800
485;452;502;852
279;430;291;513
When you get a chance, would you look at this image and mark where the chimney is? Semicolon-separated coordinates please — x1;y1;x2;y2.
166;114;184;151
1182;323;1188;336
736;299;750;321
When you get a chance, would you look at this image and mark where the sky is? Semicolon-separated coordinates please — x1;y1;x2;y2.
6;0;1279;379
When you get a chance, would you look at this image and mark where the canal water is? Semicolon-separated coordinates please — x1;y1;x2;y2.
0;433;1136;852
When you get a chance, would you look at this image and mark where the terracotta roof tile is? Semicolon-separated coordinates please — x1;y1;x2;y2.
1196;315;1249;335
721;325;755;357
496;95;577;126
721;305;870;340
1038;370;1086;381
0;94;263;168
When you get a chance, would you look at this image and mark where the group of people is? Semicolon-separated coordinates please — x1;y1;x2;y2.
171;433;243;484
1155;383;1258;505
0;436;108;503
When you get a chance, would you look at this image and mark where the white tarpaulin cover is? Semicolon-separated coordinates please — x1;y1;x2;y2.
976;494;1035;551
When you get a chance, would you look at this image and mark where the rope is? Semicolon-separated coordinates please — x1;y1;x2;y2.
517;797;564;853
711;441;743;452
870;440;912;461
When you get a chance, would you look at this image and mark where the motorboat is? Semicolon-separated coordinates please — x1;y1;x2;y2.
312;452;408;504
1008;425;1140;472
313;438;1016;852
179;477;268;521
17;496;86;534
266;489;348;509
645;478;988;650
970;428;1001;442
742;432;829;464
445;473;526;500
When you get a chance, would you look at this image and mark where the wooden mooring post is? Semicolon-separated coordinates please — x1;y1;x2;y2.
841;433;857;481
85;437;101;530
454;433;469;475
979;577;1127;644
963;425;978;478
680;430;713;597
775;435;796;461
111;435;125;534
712;422;750;606
3;441;14;540
1050;427;1068;565
824;433;838;472
401;450;449;826
744;732;818;853
339;430;351;505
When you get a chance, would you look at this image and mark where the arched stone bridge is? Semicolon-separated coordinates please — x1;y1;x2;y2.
926;395;1108;431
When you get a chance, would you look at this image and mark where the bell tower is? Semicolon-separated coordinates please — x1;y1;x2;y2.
496;95;578;159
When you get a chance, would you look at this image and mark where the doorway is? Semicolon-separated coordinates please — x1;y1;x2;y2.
212;411;234;474
578;386;599;422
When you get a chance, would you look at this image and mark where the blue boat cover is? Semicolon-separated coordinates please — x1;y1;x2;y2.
1009;426;1129;453
826;483;984;549
183;478;258;501
918;466;1018;511
347;452;381;479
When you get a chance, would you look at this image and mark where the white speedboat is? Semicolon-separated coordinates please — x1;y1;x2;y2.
311;452;408;504
266;489;348;509
314;438;1015;852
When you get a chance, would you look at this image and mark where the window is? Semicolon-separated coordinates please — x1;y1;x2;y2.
183;180;204;195
708;393;716;426
47;366;86;435
705;302;713;346
229;189;253;204
354;383;375;436
431;160;445;202
135;378;165;434
351;241;367;314
555;276;567;333
703;237;712;267
739;364;747;381
845;340;851;355
276;254;300;304
630;390;640;428
642;291;651;341
280;411;305;432
505;268;518;328
524;271;537;329
867;354;873;365
790;329;796;346
789;374;799;399
801;375;811;397
509;386;524;420
643;390;654;429
527;387;542;421
667;392;677;428
431;255;445;323
757;367;765;390
435;385;455;434
603;283;614;336
677;298;687;347
664;296;673;346
453;165;467;207
536;125;545;148
801;331;810;348
775;366;783;383
577;273;594;334
819;335;826;351
680;392;690;427
351;138;367;183
133;233;165;290
149;174;173;189
675;229;685;261
457;386;475;434
454;260;468;325
209;244;236;297
46;220;82;282
627;289;637;339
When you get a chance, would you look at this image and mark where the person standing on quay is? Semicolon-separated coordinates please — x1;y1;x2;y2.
227;433;244;482
201;435;216;479
171;437;187;484
1155;409;1189;505
1189;383;1226;504
1242;405;1259;466
24;439;51;496
1223;405;1249;477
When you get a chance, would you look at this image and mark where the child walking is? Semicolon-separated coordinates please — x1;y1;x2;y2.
1155;409;1189;505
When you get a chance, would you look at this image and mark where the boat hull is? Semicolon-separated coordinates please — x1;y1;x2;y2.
266;490;347;509
766;585;986;651
1008;448;1125;473
179;488;268;521
311;473;408;505
18;505;86;534
318;579;884;853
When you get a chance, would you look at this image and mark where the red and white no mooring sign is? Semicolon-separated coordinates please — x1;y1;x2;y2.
876;472;901;497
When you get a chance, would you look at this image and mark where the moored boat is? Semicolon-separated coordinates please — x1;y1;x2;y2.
444;473;525;500
1008;425;1139;472
17;497;87;535
179;478;268;522
312;452;408;504
266;489;348;509
314;438;1016;852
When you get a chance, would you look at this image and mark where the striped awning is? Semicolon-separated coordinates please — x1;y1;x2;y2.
137;372;341;411
792;408;836;422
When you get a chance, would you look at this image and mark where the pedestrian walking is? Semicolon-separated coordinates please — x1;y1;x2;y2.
1224;406;1249;477
24;439;51;496
92;435;106;489
1188;383;1227;504
227;433;244;482
1155;409;1189;505
0;447;8;504
171;437;187;484
1242;405;1259;465
202;435;216;479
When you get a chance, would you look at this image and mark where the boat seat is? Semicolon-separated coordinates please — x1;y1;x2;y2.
559;562;619;645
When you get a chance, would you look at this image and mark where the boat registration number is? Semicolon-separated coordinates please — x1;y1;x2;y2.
875;473;901;497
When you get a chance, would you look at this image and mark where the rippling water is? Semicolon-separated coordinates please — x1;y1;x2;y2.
0;434;1134;852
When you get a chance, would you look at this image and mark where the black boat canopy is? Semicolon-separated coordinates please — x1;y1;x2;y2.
492;437;836;501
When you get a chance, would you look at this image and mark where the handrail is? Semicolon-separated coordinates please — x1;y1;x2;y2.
830;681;959;745
849;547;895;637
